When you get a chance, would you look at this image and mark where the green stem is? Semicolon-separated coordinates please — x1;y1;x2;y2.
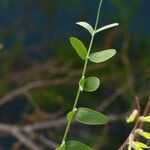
60;0;103;146
94;0;103;30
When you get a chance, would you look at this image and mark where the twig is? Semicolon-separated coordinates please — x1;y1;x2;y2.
138;97;150;129
11;128;42;150
0;78;75;107
0;124;41;150
39;136;59;149
118;97;141;150
23;118;67;132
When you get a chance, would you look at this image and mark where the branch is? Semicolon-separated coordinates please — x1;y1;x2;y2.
0;124;41;150
0;78;75;107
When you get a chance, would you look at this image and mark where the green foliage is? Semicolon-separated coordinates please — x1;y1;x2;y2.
67;109;77;122
76;107;109;125
83;76;100;92
89;49;116;63
66;141;93;150
95;23;119;34
79;78;85;91
56;144;66;150
70;37;87;60
56;0;118;149
76;22;94;35
0;0;149;149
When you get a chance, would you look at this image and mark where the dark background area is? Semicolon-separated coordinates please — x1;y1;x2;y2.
0;0;149;150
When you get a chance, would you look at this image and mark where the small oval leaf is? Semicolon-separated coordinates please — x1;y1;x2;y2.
89;49;116;63
95;23;119;34
76;107;109;125
70;37;87;60
83;77;100;92
76;22;94;35
66;141;93;150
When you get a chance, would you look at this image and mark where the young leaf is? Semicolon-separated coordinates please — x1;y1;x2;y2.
89;49;116;63
76;22;94;35
70;37;87;60
75;107;109;125
67;109;77;122
66;141;93;150
126;109;138;123
135;129;150;140
140;116;150;123
133;141;149;149
95;23;119;34
83;76;100;92
79;78;85;91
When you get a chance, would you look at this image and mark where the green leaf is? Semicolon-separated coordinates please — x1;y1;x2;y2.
70;37;87;60
76;22;94;35
95;23;119;34
89;49;116;63
66;141;93;150
75;107;109;125
83;77;100;92
79;78;85;91
67;109;77;122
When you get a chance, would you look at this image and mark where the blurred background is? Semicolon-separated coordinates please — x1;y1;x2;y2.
0;0;149;149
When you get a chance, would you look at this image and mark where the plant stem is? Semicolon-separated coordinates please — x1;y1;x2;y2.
60;0;103;146
118;97;141;150
118;117;140;150
138;97;150;132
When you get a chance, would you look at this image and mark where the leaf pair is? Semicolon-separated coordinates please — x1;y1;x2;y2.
70;37;116;63
59;107;108;150
58;108;108;150
77;21;119;35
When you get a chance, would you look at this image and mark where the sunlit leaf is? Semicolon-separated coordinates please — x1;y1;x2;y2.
70;37;87;60
83;76;100;92
140;116;150;123
75;107;109;125
66;141;93;150
89;49;116;63
95;23;119;34
126;109;138;123
76;22;94;35
134;141;149;149
135;129;150;139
